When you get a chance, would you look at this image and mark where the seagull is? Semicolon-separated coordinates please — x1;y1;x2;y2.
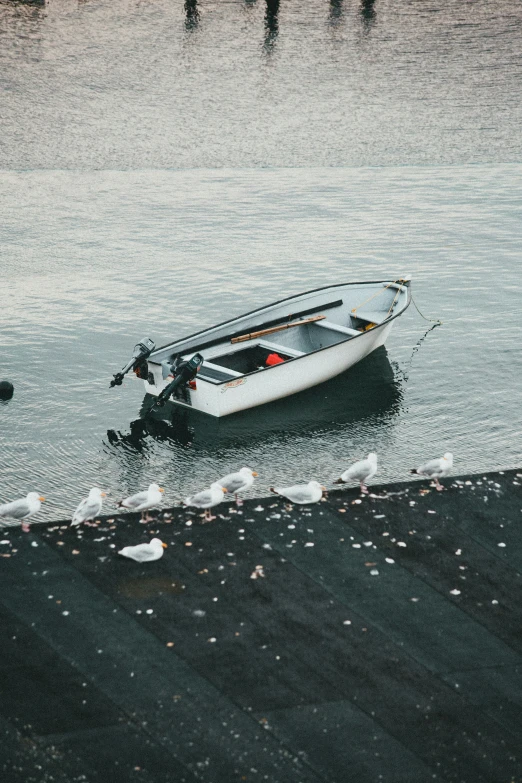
117;483;165;521
71;487;106;527
216;467;258;506
0;492;45;529
270;481;326;505
335;453;378;494
410;452;453;491
184;482;227;522
118;537;167;563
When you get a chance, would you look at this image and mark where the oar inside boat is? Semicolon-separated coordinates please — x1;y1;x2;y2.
231;315;326;344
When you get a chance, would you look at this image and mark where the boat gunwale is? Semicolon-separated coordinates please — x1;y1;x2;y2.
149;279;411;385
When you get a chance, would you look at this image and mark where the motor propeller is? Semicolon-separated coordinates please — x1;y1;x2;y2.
110;338;156;388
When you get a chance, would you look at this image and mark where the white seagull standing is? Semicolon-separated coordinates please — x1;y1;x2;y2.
216;467;258;506
335;453;378;494
117;483;165;521
270;480;326;505
118;538;167;563
71;487;106;527
0;492;45;529
410;452;453;491
184;482;227;522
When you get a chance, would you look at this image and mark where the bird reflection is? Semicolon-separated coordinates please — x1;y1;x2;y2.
264;0;279;52
360;0;376;31
185;0;199;30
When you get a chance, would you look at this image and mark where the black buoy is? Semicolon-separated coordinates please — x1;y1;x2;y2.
0;381;14;400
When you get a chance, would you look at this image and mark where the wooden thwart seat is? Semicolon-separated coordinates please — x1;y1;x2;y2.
257;339;305;358
313;320;360;337
350;311;385;325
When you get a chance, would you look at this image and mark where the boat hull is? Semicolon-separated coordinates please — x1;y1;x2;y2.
143;318;394;417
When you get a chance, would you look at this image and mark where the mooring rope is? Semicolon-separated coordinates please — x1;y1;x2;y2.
351;279;442;326
410;294;442;325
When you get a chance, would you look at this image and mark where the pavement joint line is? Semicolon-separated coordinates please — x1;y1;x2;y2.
249;510;521;676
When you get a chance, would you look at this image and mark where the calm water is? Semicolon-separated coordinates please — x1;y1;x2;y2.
1;1;521;522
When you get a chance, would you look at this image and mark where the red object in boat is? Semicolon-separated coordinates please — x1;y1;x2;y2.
266;353;285;366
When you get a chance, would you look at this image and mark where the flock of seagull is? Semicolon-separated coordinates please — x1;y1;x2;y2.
0;453;454;561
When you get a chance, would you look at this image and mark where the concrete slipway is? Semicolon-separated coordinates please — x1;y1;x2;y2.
0;469;521;783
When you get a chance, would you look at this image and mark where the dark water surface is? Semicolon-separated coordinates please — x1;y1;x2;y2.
1;1;521;521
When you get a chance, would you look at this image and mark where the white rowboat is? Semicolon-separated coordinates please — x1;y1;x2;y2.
143;278;411;417
117;278;411;418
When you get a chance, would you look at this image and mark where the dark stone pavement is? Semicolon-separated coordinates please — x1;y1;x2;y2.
1;469;521;783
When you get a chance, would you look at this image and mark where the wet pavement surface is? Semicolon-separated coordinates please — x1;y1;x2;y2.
1;469;521;783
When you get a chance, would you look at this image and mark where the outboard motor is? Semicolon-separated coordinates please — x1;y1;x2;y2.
110;338;156;388
153;353;204;408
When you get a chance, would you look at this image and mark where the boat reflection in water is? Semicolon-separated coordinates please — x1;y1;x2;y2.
110;347;404;453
